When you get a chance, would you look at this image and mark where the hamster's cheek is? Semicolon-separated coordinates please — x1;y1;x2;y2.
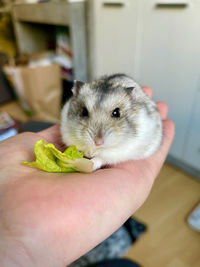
104;132;122;147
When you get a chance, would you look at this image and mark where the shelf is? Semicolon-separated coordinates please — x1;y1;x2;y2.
12;1;88;81
0;7;10;13
12;2;70;26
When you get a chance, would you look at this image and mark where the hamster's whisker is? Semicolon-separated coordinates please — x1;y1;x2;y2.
87;130;95;141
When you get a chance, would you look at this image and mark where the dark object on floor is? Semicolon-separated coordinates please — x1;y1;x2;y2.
0;68;16;104
19;121;54;133
86;258;142;267
69;218;146;267
124;217;147;243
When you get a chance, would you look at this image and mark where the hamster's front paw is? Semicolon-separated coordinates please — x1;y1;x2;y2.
91;157;103;171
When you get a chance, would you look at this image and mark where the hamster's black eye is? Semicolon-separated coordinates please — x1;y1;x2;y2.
112;108;120;118
81;107;89;117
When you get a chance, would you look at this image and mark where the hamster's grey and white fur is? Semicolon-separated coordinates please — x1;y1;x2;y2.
61;74;162;170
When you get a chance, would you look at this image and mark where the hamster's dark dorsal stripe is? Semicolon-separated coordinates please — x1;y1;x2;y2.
98;80;111;93
95;74;129;104
98;73;127;93
105;73;127;82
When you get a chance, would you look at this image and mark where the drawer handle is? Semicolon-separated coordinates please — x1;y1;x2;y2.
156;0;188;8
103;1;124;7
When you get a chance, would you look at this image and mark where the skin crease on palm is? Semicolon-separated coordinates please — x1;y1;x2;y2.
0;87;175;267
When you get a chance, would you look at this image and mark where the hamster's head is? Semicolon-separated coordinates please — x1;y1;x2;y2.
61;75;143;158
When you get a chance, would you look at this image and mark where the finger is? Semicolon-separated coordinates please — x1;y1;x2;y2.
142;87;152;98
142;87;168;119
159;119;175;159
156;102;168;120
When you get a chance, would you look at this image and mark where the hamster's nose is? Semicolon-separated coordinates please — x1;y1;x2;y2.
95;138;104;146
94;132;104;146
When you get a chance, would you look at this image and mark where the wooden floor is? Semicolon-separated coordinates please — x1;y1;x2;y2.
125;163;200;267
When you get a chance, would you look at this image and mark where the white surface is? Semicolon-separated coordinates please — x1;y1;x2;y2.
135;0;200;163
0;128;18;142
188;204;200;232
88;0;138;80
182;89;200;170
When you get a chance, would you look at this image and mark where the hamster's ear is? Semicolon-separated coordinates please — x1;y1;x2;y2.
125;86;135;94
72;80;85;96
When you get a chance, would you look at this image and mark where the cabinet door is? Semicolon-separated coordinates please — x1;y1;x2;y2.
88;0;139;80
135;0;200;161
182;89;200;170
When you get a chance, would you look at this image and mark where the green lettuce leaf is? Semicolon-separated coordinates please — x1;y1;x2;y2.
22;139;93;173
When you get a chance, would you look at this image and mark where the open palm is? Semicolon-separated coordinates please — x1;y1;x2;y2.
0;88;174;267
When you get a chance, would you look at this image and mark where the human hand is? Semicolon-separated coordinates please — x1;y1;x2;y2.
0;87;174;267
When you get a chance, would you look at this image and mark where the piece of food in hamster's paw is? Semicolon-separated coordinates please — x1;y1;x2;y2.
22;139;93;173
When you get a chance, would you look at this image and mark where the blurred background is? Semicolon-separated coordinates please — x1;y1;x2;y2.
0;0;199;266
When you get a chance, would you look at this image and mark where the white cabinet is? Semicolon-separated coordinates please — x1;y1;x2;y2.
87;0;139;80
182;89;200;171
135;0;200;174
88;0;200;176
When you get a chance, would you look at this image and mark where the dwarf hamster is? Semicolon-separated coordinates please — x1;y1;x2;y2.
61;74;162;170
